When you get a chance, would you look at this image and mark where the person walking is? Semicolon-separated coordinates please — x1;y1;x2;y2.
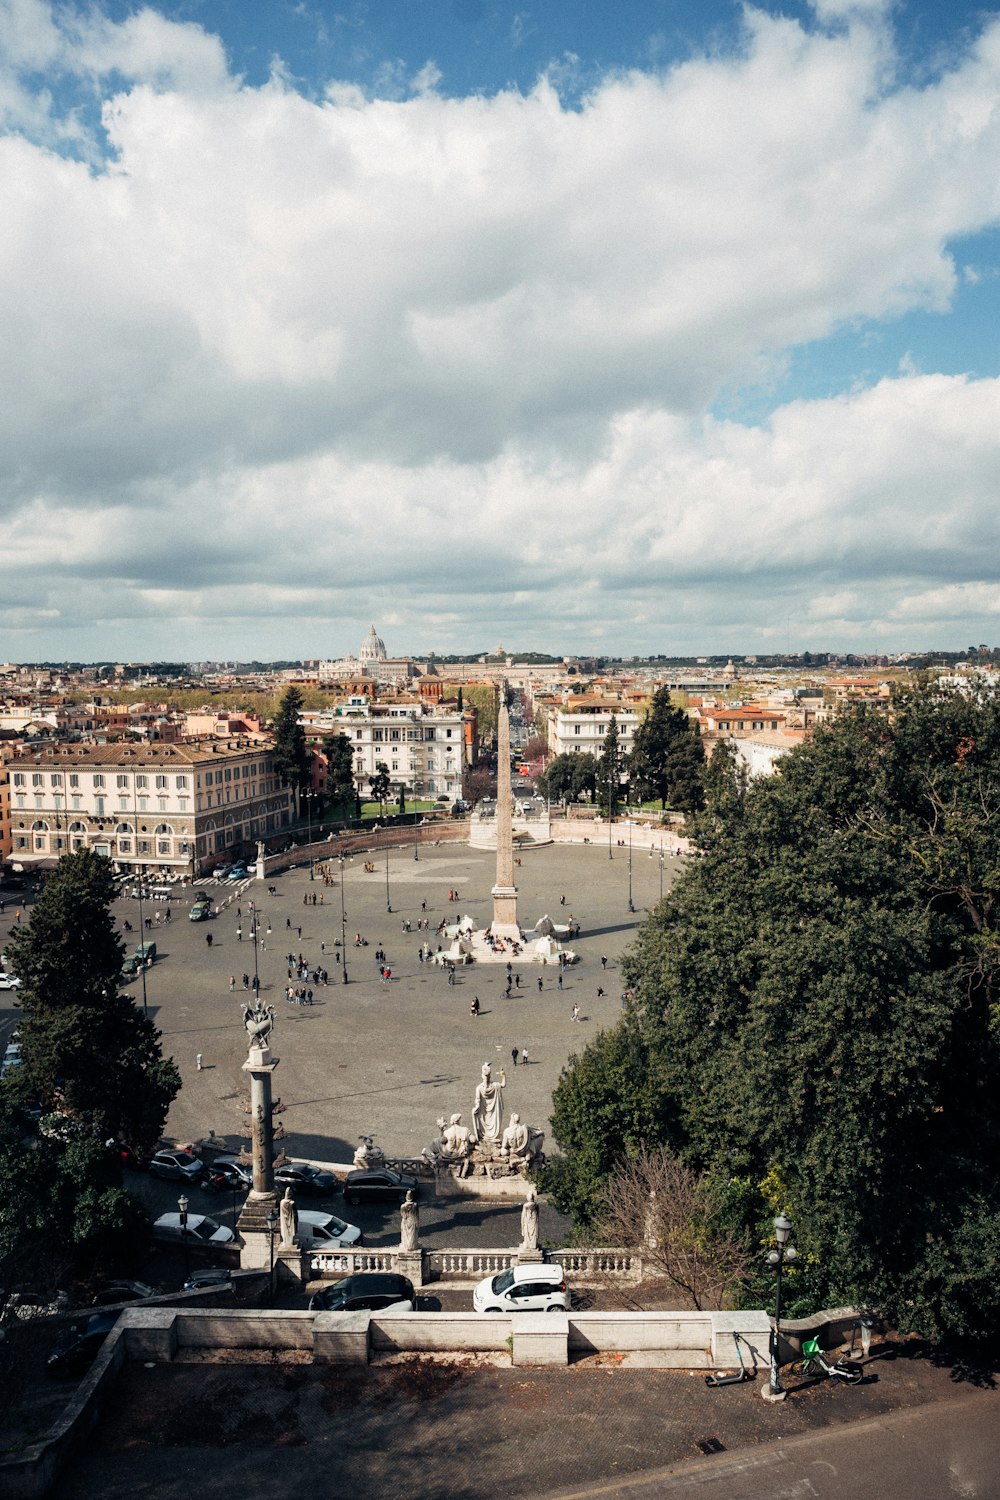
470;996;480;1017
571;1003;581;1023
229;974;236;991
515;973;521;989
511;1046;519;1067
521;1047;529;1066
557;971;564;991
205;931;213;947
601;954;608;970
537;975;543;992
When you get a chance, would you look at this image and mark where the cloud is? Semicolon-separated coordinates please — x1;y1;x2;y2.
3;2;1000;654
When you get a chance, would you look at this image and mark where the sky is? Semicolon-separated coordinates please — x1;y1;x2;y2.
3;0;1000;661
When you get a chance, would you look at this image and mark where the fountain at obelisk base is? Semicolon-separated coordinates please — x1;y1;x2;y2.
434;698;578;967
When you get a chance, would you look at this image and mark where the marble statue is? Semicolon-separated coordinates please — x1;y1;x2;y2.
420;1117;448;1167
242;998;275;1051
279;1187;298;1248
472;1061;505;1146
500;1112;531;1162
520;1187;539;1251
399;1189;419;1252
353;1133;385;1170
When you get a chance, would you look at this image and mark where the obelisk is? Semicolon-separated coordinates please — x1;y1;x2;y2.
490;698;521;940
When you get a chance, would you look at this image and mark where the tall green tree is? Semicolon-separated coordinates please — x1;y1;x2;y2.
322;730;355;809
4;850;180;1150
596;714;624;818
369;761;391;815
629;688;706;813
547;682;1000;1341
271;685;310;791
538;752;597;803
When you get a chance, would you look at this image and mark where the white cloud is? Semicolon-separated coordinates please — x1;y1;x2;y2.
3;2;1000;654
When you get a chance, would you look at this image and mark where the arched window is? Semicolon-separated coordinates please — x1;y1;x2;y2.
116;822;133;835
154;823;174;836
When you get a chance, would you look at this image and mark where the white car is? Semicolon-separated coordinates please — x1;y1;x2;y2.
472;1264;570;1314
0;973;21;990
2;1043;22;1076
152;1213;235;1245
296;1209;362;1249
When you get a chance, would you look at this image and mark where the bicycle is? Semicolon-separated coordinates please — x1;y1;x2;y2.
794;1331;866;1384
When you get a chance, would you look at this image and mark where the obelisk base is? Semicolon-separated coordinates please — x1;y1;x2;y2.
491;884;521;942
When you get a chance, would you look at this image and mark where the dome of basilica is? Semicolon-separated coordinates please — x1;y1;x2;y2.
359;623;387;662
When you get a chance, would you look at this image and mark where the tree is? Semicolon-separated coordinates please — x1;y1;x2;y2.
322;731;355;809
271;685;310;791
549;682;1000;1341
630;687;706;813
4;850;180;1151
462;764;497;805
369;761;391;815
599;1147;752;1310
397;783;406;814
596;714;624;818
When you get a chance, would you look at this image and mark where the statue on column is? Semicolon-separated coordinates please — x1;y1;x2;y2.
242;998;275;1051
399;1189;419;1252
279;1187;298;1248
520;1187;539;1251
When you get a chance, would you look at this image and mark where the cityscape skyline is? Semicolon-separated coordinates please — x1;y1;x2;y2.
3;0;1000;660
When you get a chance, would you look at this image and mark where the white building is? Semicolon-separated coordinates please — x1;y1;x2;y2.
316;624;417;688
302;699;468;803
545;702;643;761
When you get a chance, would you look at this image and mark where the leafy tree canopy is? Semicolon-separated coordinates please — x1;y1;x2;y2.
596;714;624;817
322;730;355;807
271;685;310;791
547;682;1000;1340
537;752;598;803
4;850;180;1151
629;687;706;813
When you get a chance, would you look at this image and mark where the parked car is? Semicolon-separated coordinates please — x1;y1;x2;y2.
203;1156;252;1192
212;864;232;880
188;898;213;922
273;1161;337;1197
89;1280;158;1307
342;1168;418;1206
226;866;248;883
1;1043;21;1076
308;1273;414;1314
472;1264;570;1314
152;1213;235;1245
0;973;21;990
296;1210;362;1249
147;1149;205;1183
46;1312;119;1377
182;1268;233;1291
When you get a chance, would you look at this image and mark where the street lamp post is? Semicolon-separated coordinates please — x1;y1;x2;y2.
659;841;664;906
413;812;419;862
339;854;349;984
304;790;317;880
765;1213;798;1401
385;830;392;914
627;817;634;913
178;1192;190;1281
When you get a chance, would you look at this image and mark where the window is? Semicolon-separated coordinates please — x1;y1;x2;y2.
118;797;128;812
93;774;105;789
32;773;42;787
176;775;188;789
242;765;249;778
117;774;128;788
34;795;43;810
12;772;24;787
224;768;232;782
69;773;79;788
51;772;62;787
446;729;452;738
156;774;167;789
14;794;25;809
139;796;149;812
137;774;148;789
95;797;106;816
71;795;81;810
116;822;132;834
157;798;167;811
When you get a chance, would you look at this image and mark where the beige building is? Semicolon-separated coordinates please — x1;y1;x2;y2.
9;742;294;876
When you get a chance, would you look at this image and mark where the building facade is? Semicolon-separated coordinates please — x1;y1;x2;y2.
302;700;469;803
8;742;294;876
545;702;643;761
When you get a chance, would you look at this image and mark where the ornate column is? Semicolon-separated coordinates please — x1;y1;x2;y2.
237;1004;281;1270
491;698;520;940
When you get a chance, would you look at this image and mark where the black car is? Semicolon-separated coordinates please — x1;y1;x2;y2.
342;1168;417;1206
89;1280;158;1307
309;1273;415;1313
203;1156;252;1192
273;1162;337;1197
182;1268;233;1291
46;1313;119;1377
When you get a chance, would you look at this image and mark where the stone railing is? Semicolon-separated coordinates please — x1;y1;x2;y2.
308;1248;398;1277
307;1245;646;1284
550;1249;642;1283
424;1249;518;1278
